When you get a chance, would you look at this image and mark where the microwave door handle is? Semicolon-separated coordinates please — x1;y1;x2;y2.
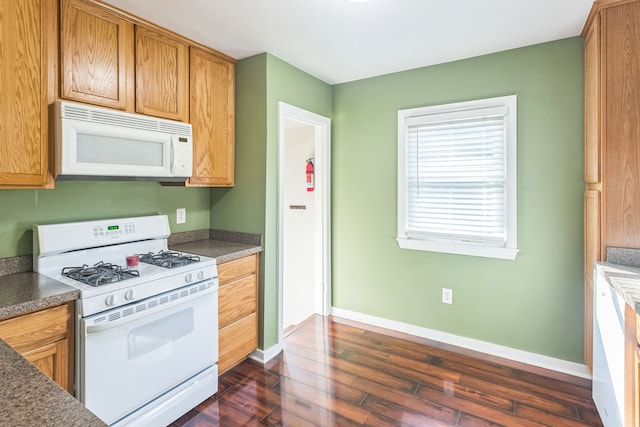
169;137;175;172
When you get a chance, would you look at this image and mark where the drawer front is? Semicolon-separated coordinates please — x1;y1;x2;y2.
219;275;257;328
218;312;258;374
0;304;69;353
218;255;257;285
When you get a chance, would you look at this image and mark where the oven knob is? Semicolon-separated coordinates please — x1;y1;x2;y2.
185;273;193;282
198;271;205;280
105;295;115;306
124;289;135;301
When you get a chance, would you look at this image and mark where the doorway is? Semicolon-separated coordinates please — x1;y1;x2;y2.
277;102;331;343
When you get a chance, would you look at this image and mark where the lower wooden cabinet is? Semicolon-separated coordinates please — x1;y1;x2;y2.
0;303;73;394
218;254;258;374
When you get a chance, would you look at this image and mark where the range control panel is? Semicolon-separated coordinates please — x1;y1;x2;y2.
93;222;135;238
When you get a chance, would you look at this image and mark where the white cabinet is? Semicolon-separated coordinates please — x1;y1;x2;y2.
593;266;626;427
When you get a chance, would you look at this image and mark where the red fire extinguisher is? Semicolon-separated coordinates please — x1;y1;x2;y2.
306;159;315;192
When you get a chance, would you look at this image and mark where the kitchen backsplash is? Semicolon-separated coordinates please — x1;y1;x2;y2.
606;247;640;267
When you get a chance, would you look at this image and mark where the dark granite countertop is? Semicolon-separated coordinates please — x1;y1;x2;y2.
0;339;106;426
0;272;79;321
170;238;262;264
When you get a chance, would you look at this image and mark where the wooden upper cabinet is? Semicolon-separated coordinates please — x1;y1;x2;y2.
135;26;189;121
188;47;235;187
60;0;134;110
584;13;600;184
0;0;54;188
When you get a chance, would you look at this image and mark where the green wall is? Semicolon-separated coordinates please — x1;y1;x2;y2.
332;37;585;362
0;181;210;258
0;37;585;364
210;53;332;349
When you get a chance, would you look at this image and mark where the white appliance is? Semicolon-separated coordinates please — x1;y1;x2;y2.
592;264;625;427
33;215;218;427
54;100;193;181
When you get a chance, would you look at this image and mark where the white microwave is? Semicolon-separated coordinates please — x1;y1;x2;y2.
54;101;193;181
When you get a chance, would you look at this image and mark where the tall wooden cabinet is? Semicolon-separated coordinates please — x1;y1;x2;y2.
0;0;55;188
583;0;640;369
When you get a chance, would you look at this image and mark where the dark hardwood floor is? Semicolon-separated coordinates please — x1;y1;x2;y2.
170;315;602;426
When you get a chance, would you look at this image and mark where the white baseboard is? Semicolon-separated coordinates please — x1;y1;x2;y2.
330;307;591;380
248;342;283;365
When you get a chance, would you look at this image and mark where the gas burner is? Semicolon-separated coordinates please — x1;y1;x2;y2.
138;250;201;269
61;261;140;287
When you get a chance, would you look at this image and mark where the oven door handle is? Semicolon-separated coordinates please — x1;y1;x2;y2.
85;282;216;334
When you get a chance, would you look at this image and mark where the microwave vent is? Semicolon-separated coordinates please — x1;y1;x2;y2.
59;101;192;137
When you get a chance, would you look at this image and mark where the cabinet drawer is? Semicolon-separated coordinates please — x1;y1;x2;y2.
0;304;69;353
218;312;258;374
219;275;257;328
218;255;257;284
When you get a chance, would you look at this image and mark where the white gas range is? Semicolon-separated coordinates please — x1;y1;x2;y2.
33;214;219;427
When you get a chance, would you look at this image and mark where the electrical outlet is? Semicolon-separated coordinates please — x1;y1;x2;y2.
176;208;186;224
442;288;453;304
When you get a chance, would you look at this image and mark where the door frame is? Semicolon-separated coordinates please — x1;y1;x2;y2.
277;102;331;343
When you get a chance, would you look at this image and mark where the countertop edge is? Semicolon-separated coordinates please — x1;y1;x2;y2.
0;289;79;322
595;261;640;315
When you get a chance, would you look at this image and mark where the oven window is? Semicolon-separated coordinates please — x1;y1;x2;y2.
128;308;194;359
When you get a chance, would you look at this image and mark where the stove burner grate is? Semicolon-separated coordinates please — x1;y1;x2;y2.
61;261;140;287
138;250;201;269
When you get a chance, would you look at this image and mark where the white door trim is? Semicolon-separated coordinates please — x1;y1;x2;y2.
277;102;331;344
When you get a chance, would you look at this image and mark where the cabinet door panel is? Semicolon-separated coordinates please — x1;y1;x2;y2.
584;14;601;184
0;0;50;187
60;0;133;110
219;275;257;328
135;26;188;121
604;3;640;248
23;339;70;393
188;47;235;186
584;190;601;370
218;255;257;285
218;313;258;374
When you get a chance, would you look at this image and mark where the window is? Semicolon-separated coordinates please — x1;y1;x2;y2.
397;95;518;260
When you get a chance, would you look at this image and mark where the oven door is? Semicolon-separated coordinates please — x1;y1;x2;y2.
78;280;218;425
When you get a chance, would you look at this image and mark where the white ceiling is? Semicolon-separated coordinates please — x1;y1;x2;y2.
104;0;593;85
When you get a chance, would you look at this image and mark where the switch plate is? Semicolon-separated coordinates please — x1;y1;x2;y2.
176;208;186;224
442;288;453;304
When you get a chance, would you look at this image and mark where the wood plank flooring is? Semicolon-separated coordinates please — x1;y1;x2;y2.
169;315;602;426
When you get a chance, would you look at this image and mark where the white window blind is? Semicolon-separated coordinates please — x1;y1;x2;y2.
397;95;518;259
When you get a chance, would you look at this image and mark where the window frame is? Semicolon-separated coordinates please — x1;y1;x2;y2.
396;95;518;260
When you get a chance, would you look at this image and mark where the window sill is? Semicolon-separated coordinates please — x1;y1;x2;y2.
396;238;518;260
